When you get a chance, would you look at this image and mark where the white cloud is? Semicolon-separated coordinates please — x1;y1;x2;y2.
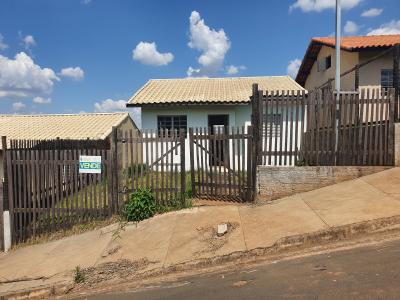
187;11;231;77
132;42;174;66
344;21;359;35
13;101;26;111
59;67;84;80
287;58;302;79
82;0;92;4
33;96;51;104
0;52;59;98
367;20;400;35
22;35;36;50
226;65;246;75
0;33;8;50
289;0;362;12
94;98;141;127
361;8;383;17
94;99;126;112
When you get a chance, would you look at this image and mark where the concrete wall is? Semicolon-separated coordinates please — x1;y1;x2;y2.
305;45;358;91
258;165;392;201
304;46;394;92
359;50;394;89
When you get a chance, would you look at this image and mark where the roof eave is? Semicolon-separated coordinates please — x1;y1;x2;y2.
126;100;251;107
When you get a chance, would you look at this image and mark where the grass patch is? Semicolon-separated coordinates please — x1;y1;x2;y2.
74;266;85;284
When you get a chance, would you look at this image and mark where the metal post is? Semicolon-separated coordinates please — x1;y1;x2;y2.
334;0;341;165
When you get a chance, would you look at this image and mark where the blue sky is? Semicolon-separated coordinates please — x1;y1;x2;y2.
0;0;399;126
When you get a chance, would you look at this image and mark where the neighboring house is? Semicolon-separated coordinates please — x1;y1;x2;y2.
126;76;305;168
0;112;138;179
296;34;400;92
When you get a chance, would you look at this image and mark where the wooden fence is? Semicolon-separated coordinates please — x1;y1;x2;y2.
0;180;4;250
188;126;255;202
115;128;186;208
251;85;395;167
4;139;112;244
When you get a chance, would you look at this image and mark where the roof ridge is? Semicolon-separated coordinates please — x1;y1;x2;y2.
147;75;292;81
313;34;400;39
0;112;129;118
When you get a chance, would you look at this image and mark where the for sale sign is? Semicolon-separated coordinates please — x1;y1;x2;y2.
79;156;101;174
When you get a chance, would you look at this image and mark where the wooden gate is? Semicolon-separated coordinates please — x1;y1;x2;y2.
114;128;186;207
188;126;255;202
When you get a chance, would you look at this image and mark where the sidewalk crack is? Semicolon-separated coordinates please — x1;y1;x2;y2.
299;195;331;228
359;178;400;202
162;213;180;268
237;207;248;251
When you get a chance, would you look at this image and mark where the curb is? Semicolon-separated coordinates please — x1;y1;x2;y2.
3;215;400;299
139;214;400;277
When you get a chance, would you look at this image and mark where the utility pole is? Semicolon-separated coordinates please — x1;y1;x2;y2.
334;0;341;164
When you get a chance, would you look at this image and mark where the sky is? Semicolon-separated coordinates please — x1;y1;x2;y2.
0;0;399;127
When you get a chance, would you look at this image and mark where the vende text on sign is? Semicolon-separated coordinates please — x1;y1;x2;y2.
79;155;101;174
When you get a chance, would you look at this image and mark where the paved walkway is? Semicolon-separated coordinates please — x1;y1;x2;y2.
1;167;400;296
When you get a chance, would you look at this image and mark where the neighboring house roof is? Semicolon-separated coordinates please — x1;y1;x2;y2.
127;76;305;106
0;112;132;148
296;34;400;87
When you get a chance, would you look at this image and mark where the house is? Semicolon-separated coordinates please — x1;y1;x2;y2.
296;34;400;92
126;76;305;168
0;112;138;180
127;76;305;130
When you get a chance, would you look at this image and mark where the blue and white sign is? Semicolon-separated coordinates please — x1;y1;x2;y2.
79;155;102;174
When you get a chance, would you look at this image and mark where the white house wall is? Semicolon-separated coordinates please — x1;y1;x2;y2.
140;104;304;170
141;105;251;170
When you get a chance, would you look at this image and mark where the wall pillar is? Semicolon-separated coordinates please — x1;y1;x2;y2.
395;123;400;167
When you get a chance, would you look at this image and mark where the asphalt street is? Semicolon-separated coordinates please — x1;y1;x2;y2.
86;238;400;300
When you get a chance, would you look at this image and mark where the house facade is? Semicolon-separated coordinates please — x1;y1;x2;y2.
0;112;138;179
296;34;400;91
127;76;306;168
127;76;305;129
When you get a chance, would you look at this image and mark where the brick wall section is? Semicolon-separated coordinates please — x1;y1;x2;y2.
258;166;392;201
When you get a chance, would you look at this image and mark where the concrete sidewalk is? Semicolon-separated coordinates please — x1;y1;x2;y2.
2;167;400;297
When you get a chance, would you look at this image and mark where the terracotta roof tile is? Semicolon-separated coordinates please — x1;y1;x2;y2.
312;34;400;51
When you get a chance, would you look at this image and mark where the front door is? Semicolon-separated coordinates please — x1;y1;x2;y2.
208;115;229;166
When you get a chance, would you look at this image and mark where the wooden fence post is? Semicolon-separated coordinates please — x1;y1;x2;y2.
1;136;8;212
0;155;4;250
5;141;14;245
180;129;186;203
393;44;399;122
110;127;119;212
188;128;195;198
389;88;396;165
246;126;255;201
251;84;261;166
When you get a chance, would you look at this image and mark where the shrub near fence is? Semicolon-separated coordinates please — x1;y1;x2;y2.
115;128;187;208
